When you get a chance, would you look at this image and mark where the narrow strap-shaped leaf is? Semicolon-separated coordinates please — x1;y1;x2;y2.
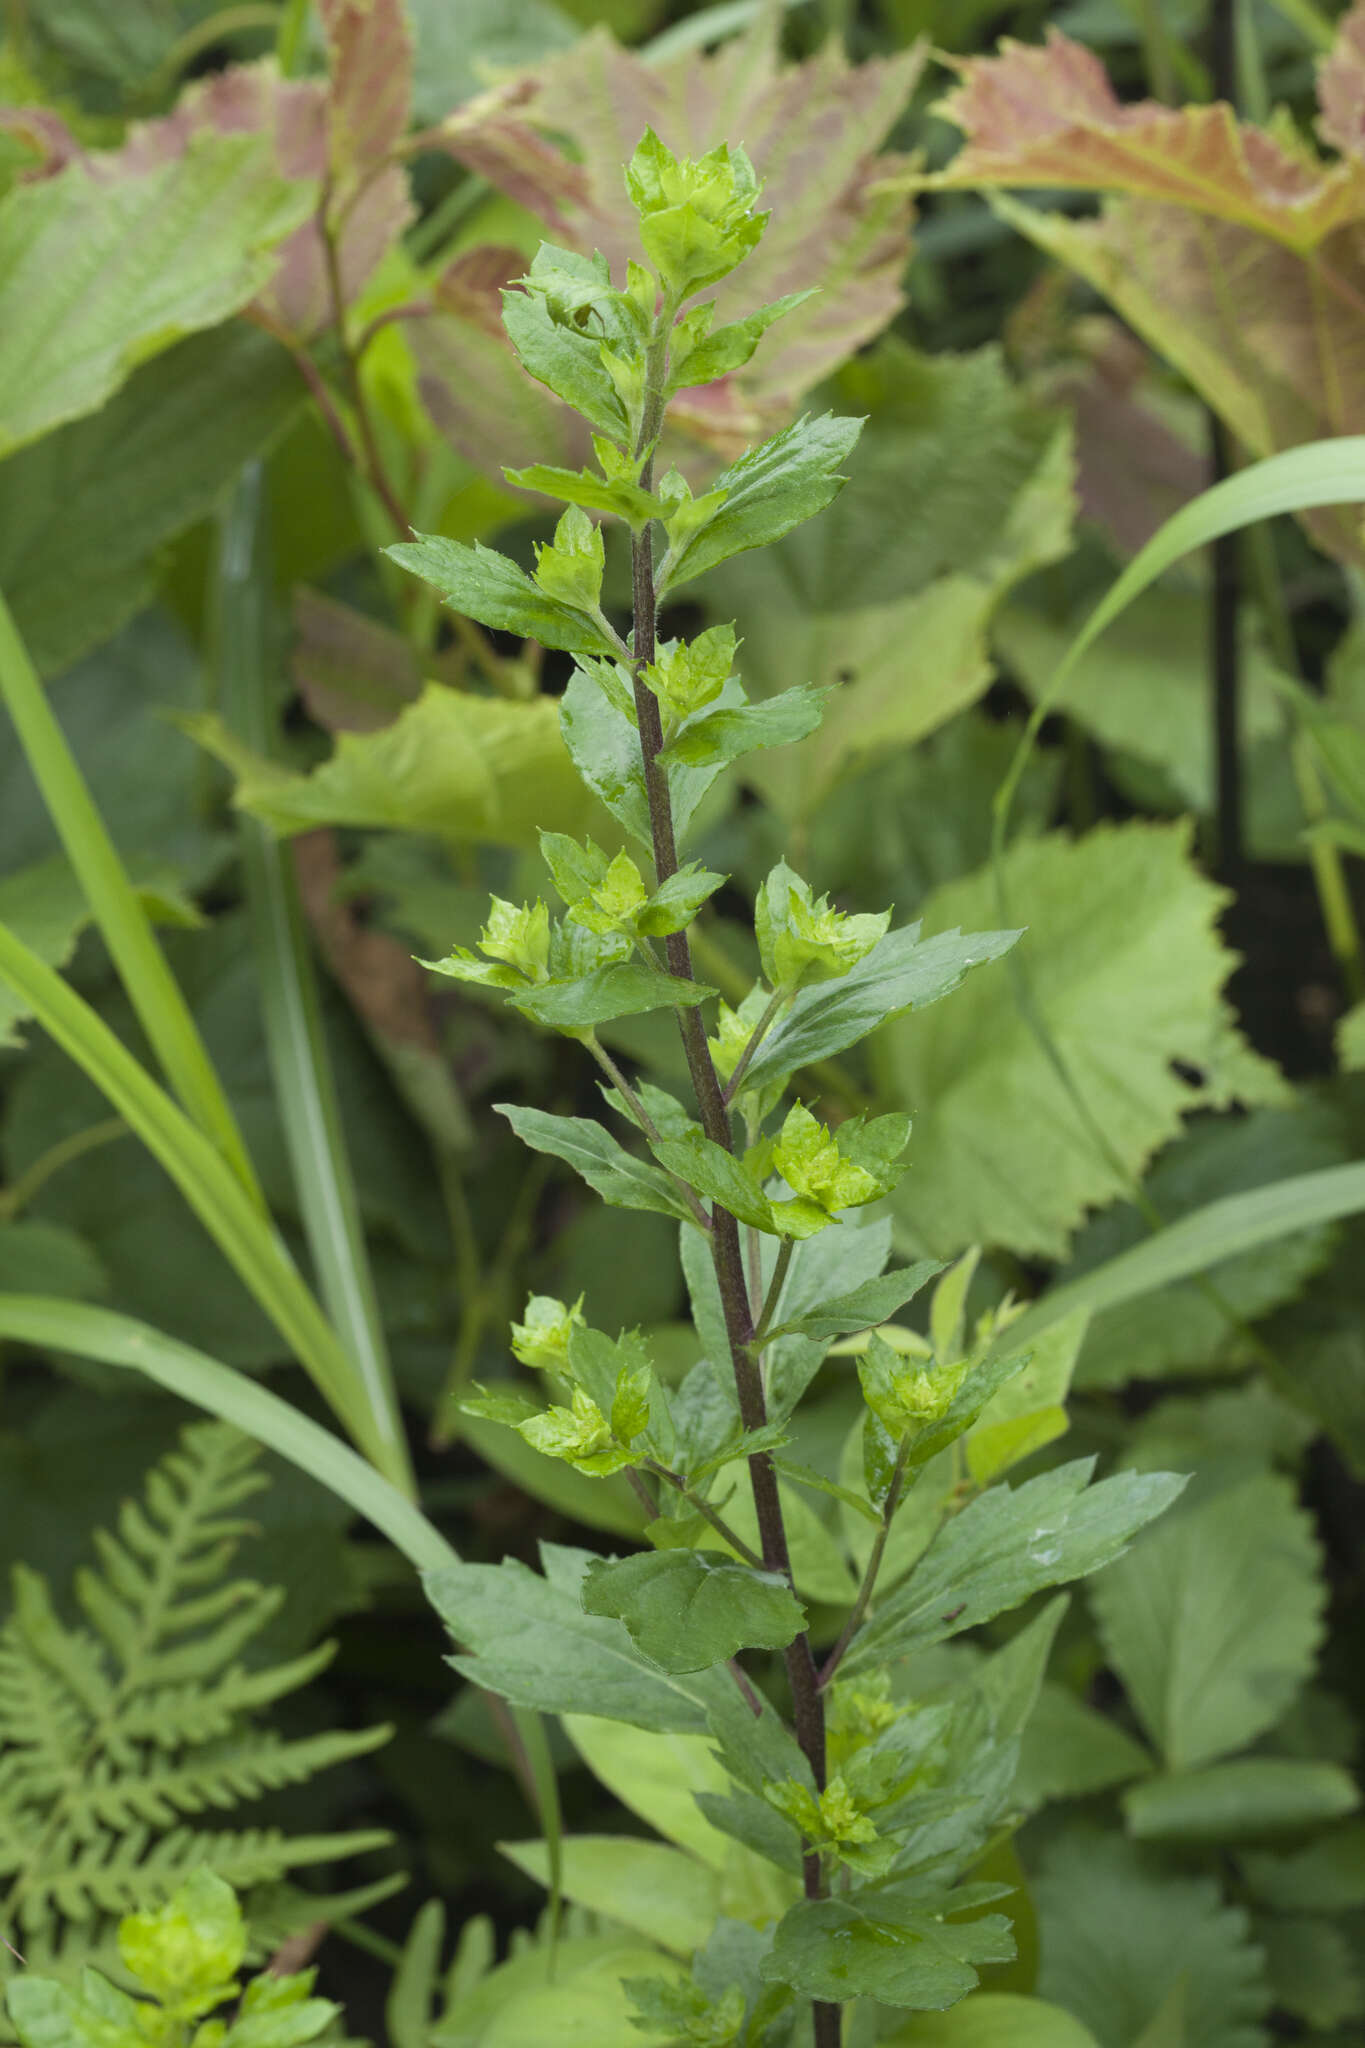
0;584;264;1206
216;467;414;1500
0;920;394;1475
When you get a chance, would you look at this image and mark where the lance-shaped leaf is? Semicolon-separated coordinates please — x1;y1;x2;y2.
926;22;1365;565
560;666;721;847
424;1544;737;1733
581;1550;807;1674
649;1133;776;1233
656;414;863;597
843;1459;1186;1676
497;1104;701;1227
512;961;717;1032
661;685;829;770
0;133;313;456
501;286;632;445
745;922;1020;1095
388;536;622;657
177;684;601;851
769;1261;943;1342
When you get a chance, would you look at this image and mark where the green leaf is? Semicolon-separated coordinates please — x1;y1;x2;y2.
1124;1758;1359;1843
496;1104;700;1226
667;291;815;392
965;1309;1090;1487
513;961;716;1031
845;1460;1185;1676
580;1549;806;1673
1254;1915;1364;2034
1244;1822;1365;1913
504;460;658;527
0;133;314;458
181;682;600;852
1013;1682;1153;1811
560;664;721;848
657;414;863;596
0;1220;108;1301
650;1134;775;1232
880;822;1286;1259
424;1543;736;1733
772;1261;942;1341
705;342;1075;821
386;535;621;656
1089;1471;1327;1772
501;285;631;443
746;922;1020;1095
457;1409;648;1542
883;1994;1103;2046
499;1836;719;1957
762;1891;1014;2009
1034;1831;1269;2048
660;685;828;769
0;324;302;679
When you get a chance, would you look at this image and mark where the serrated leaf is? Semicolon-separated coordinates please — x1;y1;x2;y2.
512;961;716;1031
1013;1682;1154;1811
1124;1758;1359;1843
774;1261;942;1341
179;683;600;852
387;534;620;656
762;1892;1014;2008
660;685;829;769
880;823;1288;1260
845;1460;1185;1676
1034;1830;1270;2048
1090;1471;1327;1772
501;285;631;443
423;1544;735;1734
1243;1822;1365;1914
649;1134;775;1233
581;1550;806;1673
658;414;863;596
560;664;719;848
504;459;657;526
496;1104;699;1226
929;28;1365;565
1255;1913;1364;2033
0;133;314;457
747;922;1020;1095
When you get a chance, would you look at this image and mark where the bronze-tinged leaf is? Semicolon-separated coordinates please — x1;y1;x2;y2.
928;18;1365;565
432;21;922;452
931;29;1365;249
321;0;412;182
291;589;424;735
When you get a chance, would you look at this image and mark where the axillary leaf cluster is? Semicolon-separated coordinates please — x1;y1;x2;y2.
390;128;1183;2041
0;1422;389;2027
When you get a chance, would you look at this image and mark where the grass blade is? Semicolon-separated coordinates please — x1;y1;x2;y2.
0;585;264;1206
0;917;407;1483
216;467;412;1498
0;1294;450;1571
1008;1160;1365;1347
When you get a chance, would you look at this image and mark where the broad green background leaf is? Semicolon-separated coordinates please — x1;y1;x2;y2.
1123;1758;1358;1842
877;822;1287;1259
1013;1682;1153;1811
0;324;302;678
0;134;314;458
701;343;1074;819
436;1932;682;2047
1254;1914;1364;2034
1089;1470;1327;1772
0;852;194;1049
0;1219;108;1302
885;1995;1102;2046
499;1837;717;1956
1034;1831;1270;2048
181;683;605;852
1065;1103;1345;1388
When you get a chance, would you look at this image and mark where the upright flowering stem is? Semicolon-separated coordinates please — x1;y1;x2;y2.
628;313;837;2048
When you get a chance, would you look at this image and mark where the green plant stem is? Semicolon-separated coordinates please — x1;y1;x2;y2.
818;1437;913;1689
582;1032;712;1229
144;3;278;94
754;1235;795;1347
1133;0;1177;102
275;0;311;73
689;925;863;1109
628;312;834;2048
643;1462;769;1570
0;1117;127;1223
721;986;788;1104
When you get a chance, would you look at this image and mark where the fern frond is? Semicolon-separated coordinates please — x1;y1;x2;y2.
0;1421;390;2040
